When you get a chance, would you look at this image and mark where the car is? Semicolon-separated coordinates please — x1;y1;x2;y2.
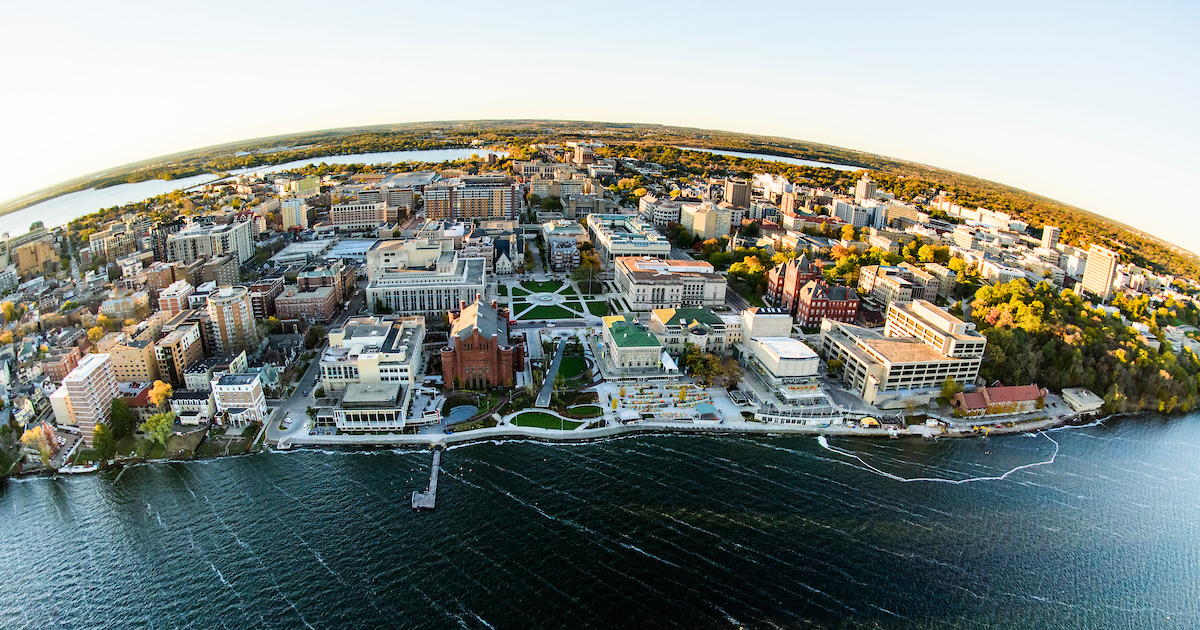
303;390;309;396
283;419;293;427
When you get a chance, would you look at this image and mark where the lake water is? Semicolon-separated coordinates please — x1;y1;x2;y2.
3;413;1198;629
0;148;506;239
676;146;863;171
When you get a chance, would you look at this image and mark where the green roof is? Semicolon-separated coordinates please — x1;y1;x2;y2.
606;319;662;348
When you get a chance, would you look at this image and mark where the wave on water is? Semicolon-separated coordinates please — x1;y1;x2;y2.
816;433;1060;484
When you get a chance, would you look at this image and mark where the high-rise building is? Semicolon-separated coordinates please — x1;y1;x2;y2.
110;338;161;383
1081;244;1119;303
206;286;259;354
158;280;195;315
854;174;877;203
166;221;255;264
722;178;751;209
281;199;311;230
423;176;519;221
155;323;204;388
1041;225;1061;250
57;353;119;446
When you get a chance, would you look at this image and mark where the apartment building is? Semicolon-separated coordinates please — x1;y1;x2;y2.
423;175;519;221
1082;244;1119;303
281;199;312;229
41;347;80;384
158;280;194;315
680;202;732;240
155;323;204;388
723;177;751;208
211;373;267;427
167;221;255;264
297;263;354;303
206;286;259;354
275;285;338;322
56;353;119;446
110;338;161;383
248;276;285;319
615;257;727;310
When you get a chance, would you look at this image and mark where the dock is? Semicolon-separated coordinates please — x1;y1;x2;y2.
411;448;441;510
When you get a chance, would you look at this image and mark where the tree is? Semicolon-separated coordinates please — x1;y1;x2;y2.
88;326;105;342
140;412;174;448
0;331;12;346
940;377;962;400
721;357;744;389
92;423;116;461
571;251;603;294
840;225;856;241
743;221;761;238
304;325;327;349
1;302;16;323
110;398;135;437
148;380;174;411
374;299;393;315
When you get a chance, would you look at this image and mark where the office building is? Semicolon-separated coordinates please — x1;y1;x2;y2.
723;177;751;208
330;202;386;231
615;257;727;310
819;300;986;408
586;215;672;268
1081;244;1119;302
1041;225;1060;250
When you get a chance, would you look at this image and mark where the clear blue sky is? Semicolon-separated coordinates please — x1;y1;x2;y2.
1;0;1197;254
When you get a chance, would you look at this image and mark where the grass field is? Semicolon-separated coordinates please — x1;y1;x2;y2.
586;301;610;316
558;355;587;378
497;285;508;296
511;412;582;430
568;405;603;418
521;280;563;293
511;286;530;296
518;305;575;320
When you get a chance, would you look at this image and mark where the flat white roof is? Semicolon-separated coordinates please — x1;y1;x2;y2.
756;337;818;360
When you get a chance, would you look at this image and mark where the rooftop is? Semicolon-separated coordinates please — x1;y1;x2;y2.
755;337;819;361
341;382;402;407
604;316;662;348
216;373;259;386
860;338;948;364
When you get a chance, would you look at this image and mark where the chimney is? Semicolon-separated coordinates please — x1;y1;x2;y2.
491;300;498;309
476;293;482;303
460;300;467;310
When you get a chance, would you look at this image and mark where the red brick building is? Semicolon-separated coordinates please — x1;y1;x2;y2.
275;285;338;323
767;255;824;311
249;276;285;319
41;347;80;383
795;280;859;327
440;299;525;389
297;263;354;303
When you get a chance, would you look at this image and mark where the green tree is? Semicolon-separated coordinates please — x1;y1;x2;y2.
139;412;175;448
109;398;135;437
92;423;116;461
304;325;327;349
743;221;761;238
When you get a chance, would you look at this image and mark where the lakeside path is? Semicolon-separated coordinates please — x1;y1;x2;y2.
281;414;1077;450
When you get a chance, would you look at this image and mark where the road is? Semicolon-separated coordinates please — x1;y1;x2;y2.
535;338;568;408
265;278;369;443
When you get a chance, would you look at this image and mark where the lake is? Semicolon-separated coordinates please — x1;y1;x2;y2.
2;414;1197;629
675;146;863;171
0;148;507;239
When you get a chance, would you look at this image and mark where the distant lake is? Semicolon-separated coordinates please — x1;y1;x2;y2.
0;148;506;239
675;146;862;171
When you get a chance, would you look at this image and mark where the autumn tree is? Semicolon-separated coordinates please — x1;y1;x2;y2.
148;380;174;411
88;326;105;342
140;412;175;448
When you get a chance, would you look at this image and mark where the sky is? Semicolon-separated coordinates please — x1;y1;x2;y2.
1;0;1197;253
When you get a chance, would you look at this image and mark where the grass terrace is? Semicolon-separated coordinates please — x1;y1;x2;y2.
521;280;563;293
518;305;575;320
511;286;530;296
586;301;610;316
511;411;583;430
568;405;604;418
559;356;588;379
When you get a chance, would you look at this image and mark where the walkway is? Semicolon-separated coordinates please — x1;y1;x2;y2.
536;337;568;408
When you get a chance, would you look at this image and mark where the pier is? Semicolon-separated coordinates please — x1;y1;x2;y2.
411;448;441;510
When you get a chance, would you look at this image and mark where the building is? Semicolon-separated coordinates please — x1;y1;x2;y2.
171;390;215;425
951;383;1046;417
615;256;727;310
600;316;665;376
154;323;204;388
281;199;312;230
746;337;820;387
201;255;238;287
100;291;151;321
206;286;259;355
680;202;732;240
41;347;80;384
211;373;268;427
330;202;386;231
158;280;194;315
767;255;824;311
424;175;519;221
1041;225;1061;250
1081;244;1119;303
854;174;877;203
742;307;793;339
110;338;160;383
89;224;136;262
297;263;354;303
819;300;986;408
166;221;255;264
440;300;523;389
248;276;285;319
320;316;425;392
366;249;487;317
858;265;917;306
13;240;57;276
649;308;741;355
1062;387;1104;414
183;353;249;391
56;353;119;445
723;177;751;208
795;281;859;327
586;215;672;268
639;195;685;228
275;285;338;323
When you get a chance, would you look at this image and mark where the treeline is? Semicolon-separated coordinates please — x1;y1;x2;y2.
971;279;1200;414
597;145;860;190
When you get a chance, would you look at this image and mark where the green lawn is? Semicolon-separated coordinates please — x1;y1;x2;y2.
511;412;582;430
497;285;508;296
511;286;530;296
521;280;563;293
558;355;587;379
568;405;603;418
518;305;576;320
586;301;610;316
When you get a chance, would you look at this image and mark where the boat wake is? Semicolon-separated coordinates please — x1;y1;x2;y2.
816;433;1059;484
